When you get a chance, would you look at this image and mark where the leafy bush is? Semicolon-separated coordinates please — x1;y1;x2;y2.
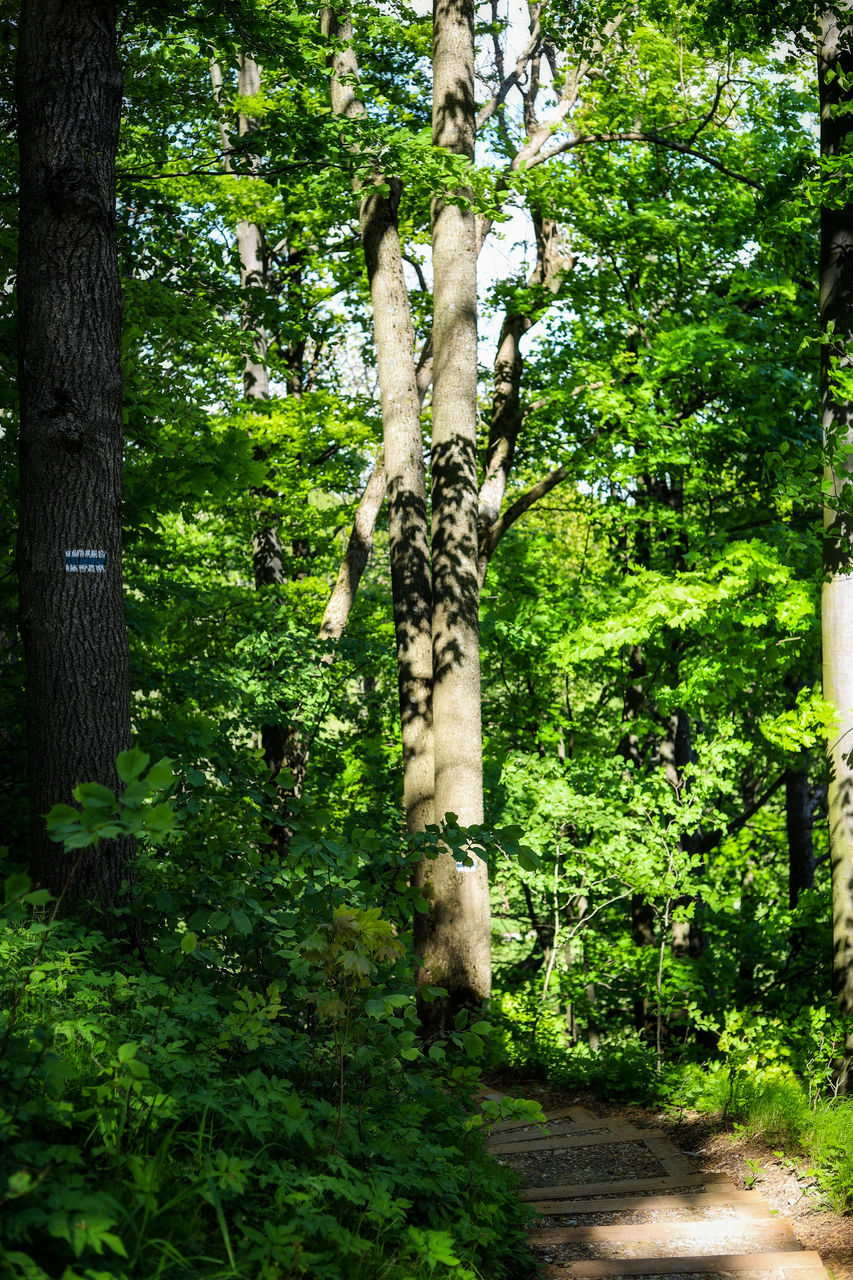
0;759;537;1280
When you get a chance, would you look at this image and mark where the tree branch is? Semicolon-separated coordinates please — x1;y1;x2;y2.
532;129;761;189
476;15;543;130
318;451;386;642
480;463;569;568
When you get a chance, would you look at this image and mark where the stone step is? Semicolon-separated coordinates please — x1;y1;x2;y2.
491;1116;618;1144
490;1105;608;1135
491;1126;667;1156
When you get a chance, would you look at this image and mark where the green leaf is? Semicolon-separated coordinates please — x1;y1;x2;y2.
116;746;151;783
145;802;176;836
72;782;117;809
180;931;197;954
4;872;31;905
230;909;252;935
146;758;175;791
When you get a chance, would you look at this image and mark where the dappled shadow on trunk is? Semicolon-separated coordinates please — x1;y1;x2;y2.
432;0;475;156
387;478;434;833
431;431;480;687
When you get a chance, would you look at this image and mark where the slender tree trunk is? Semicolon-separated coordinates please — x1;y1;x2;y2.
478;213;565;585
786;754;815;908
210;56;283;587
212;55;314;818
415;0;490;1029
322;7;435;833
319;453;386;642
820;4;853;1086
16;0;132;902
234;57;271;407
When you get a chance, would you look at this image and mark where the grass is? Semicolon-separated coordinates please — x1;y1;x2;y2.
676;1063;853;1213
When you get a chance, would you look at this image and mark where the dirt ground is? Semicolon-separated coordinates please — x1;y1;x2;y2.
484;1076;853;1280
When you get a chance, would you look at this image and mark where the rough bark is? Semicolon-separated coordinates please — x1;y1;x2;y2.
16;0;132;902
820;5;853;1070
322;7;435;833
415;0;490;1029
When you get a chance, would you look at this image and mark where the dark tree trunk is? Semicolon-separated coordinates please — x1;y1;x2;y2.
786;755;815;908
16;0;132;902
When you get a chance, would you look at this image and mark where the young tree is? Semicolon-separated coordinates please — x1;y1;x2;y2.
16;0;132;902
322;7;435;836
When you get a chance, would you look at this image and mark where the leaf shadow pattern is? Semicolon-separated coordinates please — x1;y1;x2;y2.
387;476;434;833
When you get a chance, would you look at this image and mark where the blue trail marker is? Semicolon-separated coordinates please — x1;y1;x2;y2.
65;549;106;573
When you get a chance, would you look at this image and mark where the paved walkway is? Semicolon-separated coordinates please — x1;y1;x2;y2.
486;1101;832;1279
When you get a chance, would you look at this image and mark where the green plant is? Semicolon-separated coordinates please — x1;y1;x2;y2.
0;763;538;1280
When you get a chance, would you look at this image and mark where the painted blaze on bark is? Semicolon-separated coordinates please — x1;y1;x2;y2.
414;0;491;1028
820;2;853;1081
16;0;132;902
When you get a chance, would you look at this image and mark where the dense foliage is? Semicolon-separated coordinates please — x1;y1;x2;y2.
2;0;853;1276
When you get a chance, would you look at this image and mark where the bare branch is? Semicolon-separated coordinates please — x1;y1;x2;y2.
477;14;543;130
403;253;428;292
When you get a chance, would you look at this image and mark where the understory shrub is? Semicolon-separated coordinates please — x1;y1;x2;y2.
0;757;537;1280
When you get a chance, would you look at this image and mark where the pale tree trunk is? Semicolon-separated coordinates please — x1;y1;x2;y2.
322;8;435;833
820;3;853;1087
318;297;434;644
16;0;132;902
415;0;490;1029
478;212;566;584
210;56;282;586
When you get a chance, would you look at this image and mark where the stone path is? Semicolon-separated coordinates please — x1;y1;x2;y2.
486;1102;832;1280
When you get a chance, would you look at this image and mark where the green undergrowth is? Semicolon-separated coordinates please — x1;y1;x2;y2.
675;1062;853;1214
488;990;853;1215
0;754;539;1280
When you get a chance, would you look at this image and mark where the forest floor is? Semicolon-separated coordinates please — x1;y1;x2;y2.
484;1076;853;1280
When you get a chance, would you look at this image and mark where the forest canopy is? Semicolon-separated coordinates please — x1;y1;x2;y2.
2;1;853;1278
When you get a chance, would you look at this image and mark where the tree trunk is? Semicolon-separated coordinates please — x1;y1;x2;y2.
322;7;435;834
478;212;565;585
319;453;386;642
786;755;815;908
820;6;853;1087
211;56;284;588
415;0;490;1029
16;0;132;903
